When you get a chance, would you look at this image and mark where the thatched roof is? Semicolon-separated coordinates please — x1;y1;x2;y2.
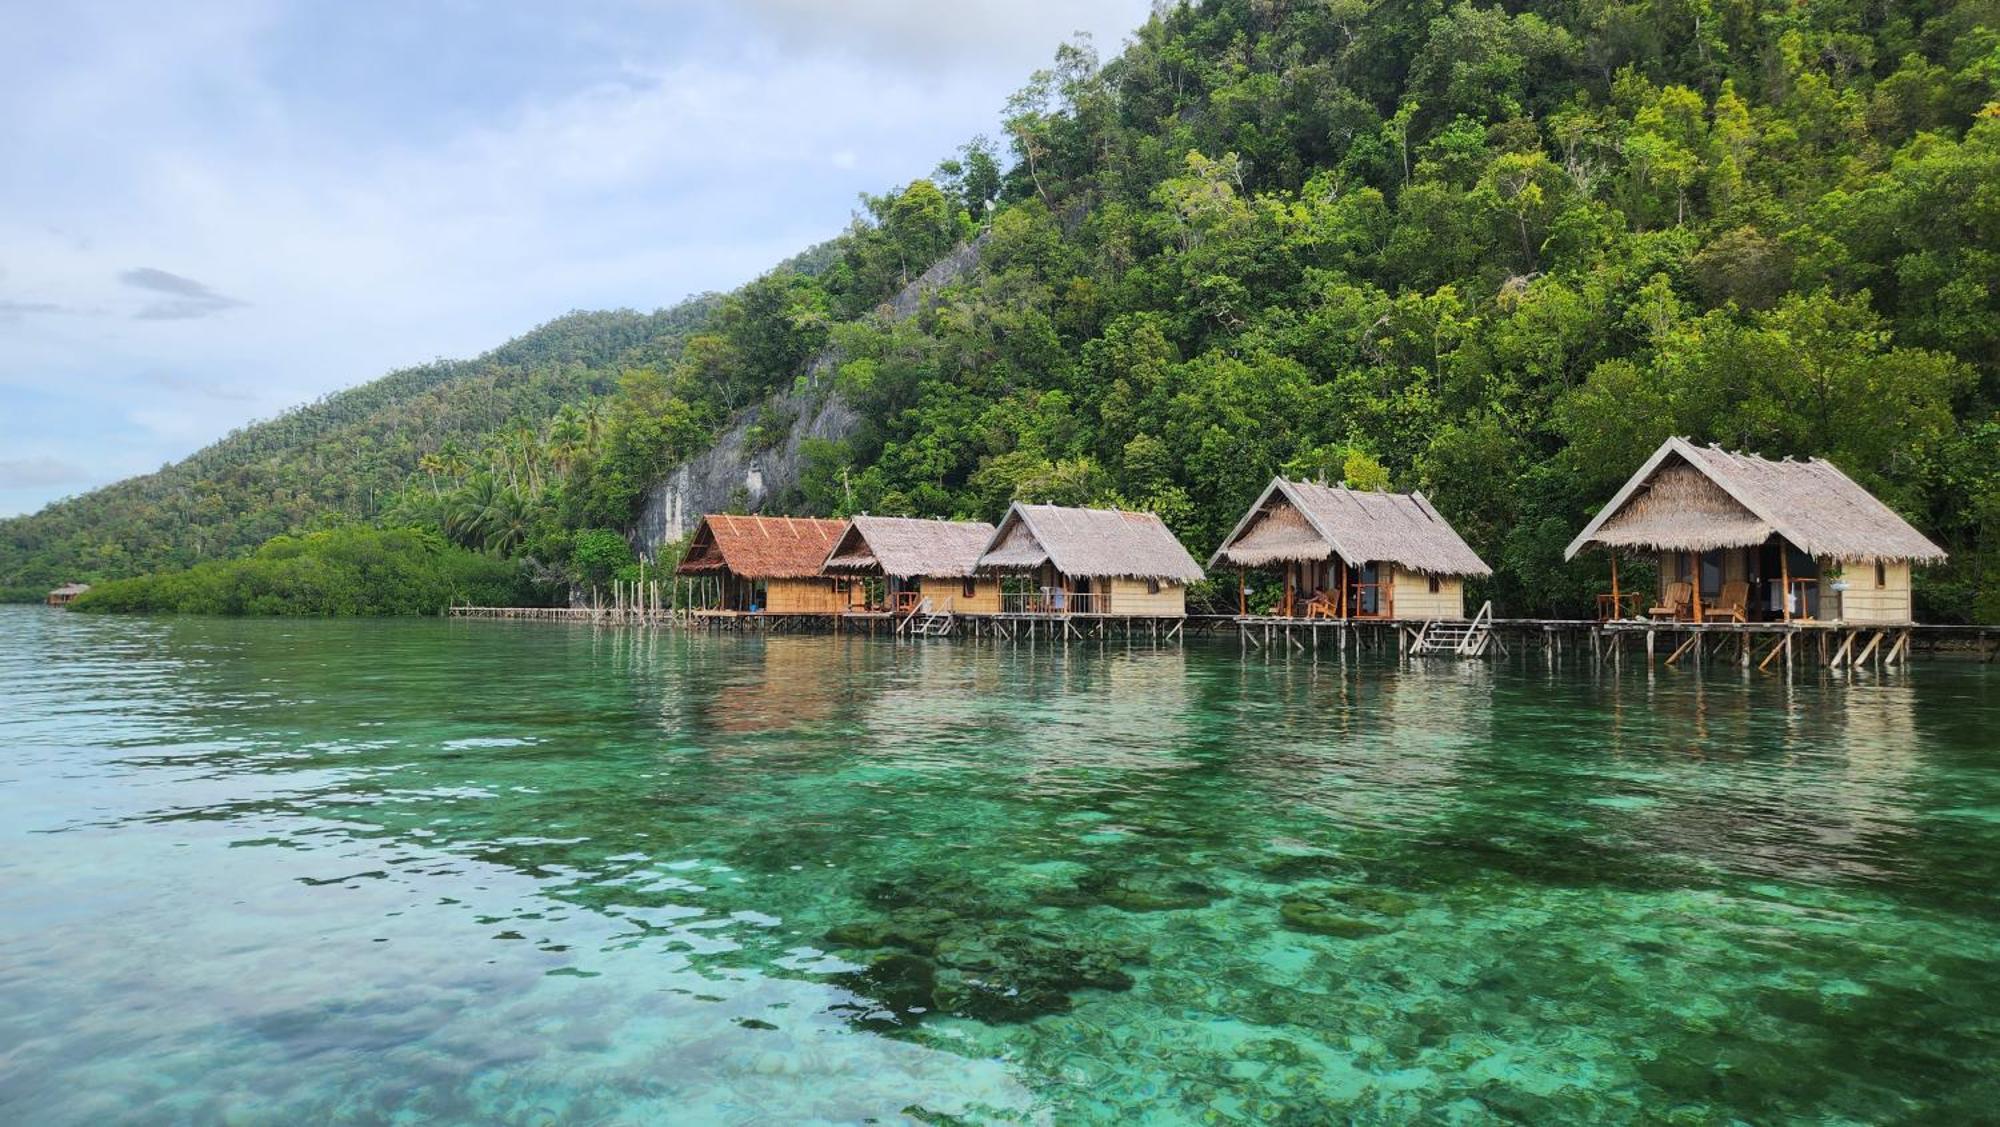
975;503;1205;582
1209;479;1492;576
47;582;90;596
822;515;996;579
1565;437;1947;562
675;514;848;578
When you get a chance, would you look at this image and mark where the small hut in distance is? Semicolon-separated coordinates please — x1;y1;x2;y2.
45;582;89;608
975;503;1204;617
674;514;854;615
1565;437;1946;624
1209;478;1491;620
821;515;1002;616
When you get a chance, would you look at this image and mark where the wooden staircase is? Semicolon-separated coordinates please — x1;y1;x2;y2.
899;597;956;637
1411;601;1494;656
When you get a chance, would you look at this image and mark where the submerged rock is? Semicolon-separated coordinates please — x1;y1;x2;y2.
1099;879;1222;913
838;952;938;1023
1279;899;1391;939
825;916;1139;1025
1034;868;1224;913
1340;888;1419;917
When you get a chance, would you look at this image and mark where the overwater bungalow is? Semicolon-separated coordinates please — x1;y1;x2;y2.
1566;437;1946;625
45;582;89;608
1209;479;1491;620
674;514;854;616
975;503;1204;618
821;515;1002;618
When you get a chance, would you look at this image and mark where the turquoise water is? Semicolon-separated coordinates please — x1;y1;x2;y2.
3;608;1998;1123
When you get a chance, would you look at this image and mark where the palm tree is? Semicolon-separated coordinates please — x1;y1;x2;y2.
438;440;471;482
507;420;542;495
484;440;515;492
445;475;502;548
482;488;534;556
547;406;586;477
582;397;610;453
417;452;446;498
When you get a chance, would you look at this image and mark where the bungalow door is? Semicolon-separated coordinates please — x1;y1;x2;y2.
1354;562;1383;617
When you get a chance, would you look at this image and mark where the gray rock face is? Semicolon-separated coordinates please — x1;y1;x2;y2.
632;385;860;556
631;237;985;560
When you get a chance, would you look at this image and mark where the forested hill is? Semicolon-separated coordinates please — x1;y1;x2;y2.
12;0;2000;620
612;0;1996;620
0;300;715;597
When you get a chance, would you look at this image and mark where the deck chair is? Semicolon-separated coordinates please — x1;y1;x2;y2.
1704;580;1749;623
1650;581;1692;620
1302;593;1337;619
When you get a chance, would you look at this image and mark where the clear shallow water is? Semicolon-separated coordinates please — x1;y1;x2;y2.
2;608;1997;1124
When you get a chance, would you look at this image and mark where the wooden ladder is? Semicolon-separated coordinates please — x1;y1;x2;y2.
1411;601;1493;656
902;596;955;636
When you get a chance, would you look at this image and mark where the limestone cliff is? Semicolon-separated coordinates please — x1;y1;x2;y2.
632;238;984;559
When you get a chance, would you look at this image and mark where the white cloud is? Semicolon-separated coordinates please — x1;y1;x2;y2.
0;457;91;489
0;0;1154;517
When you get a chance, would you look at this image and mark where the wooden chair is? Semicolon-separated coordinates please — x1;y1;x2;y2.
1650;581;1692;620
1704;580;1749;623
1302;593;1337;620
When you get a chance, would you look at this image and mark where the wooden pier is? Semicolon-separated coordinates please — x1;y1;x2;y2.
446;600;1998;669
1221;613;2000;670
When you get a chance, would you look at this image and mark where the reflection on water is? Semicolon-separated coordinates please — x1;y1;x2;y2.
2;608;1998;1123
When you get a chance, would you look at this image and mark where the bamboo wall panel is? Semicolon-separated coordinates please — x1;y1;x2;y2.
1389;568;1466;620
1107;578;1187;616
1834;559;1914;624
766;578;854;614
919;577;1004;615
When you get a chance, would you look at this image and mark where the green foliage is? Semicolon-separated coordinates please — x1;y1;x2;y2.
70;527;541;616
0;303;714;595
570;529;636;587
761;0;1999;619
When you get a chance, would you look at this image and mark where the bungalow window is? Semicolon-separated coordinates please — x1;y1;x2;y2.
963;578;976;598
1875;560;1886;588
1427;575;1441;595
1147;577;1162;595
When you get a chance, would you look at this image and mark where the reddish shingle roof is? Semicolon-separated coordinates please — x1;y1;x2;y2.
675;514;848;579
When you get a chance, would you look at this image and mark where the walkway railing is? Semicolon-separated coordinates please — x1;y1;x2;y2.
1002;589;1112;616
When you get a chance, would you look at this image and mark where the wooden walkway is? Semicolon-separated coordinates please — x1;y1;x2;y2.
446;603;1999;667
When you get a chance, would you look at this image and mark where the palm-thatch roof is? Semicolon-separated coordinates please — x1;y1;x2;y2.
675;514;848;578
47;582;91;597
976;503;1205;582
1209;478;1492;576
822;515;996;579
1564;437;1947;562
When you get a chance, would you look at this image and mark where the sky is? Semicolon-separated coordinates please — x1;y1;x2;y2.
0;0;1152;517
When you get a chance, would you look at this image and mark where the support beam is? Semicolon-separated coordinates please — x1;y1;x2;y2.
1853;631;1885;668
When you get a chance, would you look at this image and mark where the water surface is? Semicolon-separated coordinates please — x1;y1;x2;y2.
2;607;1997;1123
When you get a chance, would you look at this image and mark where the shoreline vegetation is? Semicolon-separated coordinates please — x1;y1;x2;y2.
68;528;547;617
6;1;1998;622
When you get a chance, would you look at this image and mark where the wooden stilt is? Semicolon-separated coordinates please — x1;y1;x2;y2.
1853;631;1884;668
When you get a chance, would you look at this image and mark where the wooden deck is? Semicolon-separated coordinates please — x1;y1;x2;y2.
445;603;1997;666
